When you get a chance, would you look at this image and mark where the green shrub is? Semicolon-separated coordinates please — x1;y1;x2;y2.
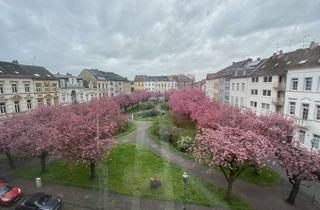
139;101;155;110
139;109;160;118
160;102;169;111
177;136;194;152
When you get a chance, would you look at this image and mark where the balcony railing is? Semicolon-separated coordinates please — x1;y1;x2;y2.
272;82;285;91
272;97;284;106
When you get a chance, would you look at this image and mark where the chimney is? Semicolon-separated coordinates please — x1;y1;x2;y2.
12;60;19;64
272;52;277;59
279;50;283;55
310;41;319;49
257;57;261;61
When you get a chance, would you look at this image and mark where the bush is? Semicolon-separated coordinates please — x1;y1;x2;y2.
140;109;160;118
139;102;155;110
177;136;194;152
160;102;169;111
159;127;171;142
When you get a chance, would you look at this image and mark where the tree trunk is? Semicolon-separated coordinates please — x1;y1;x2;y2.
286;181;301;205
253;167;260;176
90;162;96;179
40;153;47;173
124;106;127;112
5;152;15;169
226;179;234;201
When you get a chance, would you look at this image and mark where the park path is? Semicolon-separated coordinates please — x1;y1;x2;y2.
118;120;320;210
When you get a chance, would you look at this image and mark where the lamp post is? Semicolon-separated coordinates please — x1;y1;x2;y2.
182;171;188;210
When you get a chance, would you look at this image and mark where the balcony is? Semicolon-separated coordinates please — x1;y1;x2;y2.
272;82;285;91
272;97;284;106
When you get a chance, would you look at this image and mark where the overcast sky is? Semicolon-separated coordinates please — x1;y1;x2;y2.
0;0;319;80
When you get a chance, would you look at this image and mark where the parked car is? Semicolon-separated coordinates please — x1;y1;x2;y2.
15;192;61;210
0;180;22;206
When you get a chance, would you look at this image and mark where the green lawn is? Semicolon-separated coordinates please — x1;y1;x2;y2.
15;144;250;210
133;112;163;121
114;122;137;138
239;166;281;187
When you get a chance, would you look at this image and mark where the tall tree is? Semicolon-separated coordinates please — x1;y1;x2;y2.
55;98;124;179
193;126;274;201
278;145;320;204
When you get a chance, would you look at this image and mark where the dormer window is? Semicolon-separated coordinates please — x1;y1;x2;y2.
286;61;292;65
298;59;308;64
34;73;40;77
14;71;20;74
0;70;3;74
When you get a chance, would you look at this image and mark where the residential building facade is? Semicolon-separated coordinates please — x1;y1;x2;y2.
0;60;58;118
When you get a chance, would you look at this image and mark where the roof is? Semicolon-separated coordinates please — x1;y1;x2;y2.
252;44;320;76
85;69;128;81
232;58;267;78
170;74;194;83
54;73;79;79
0;61;56;80
206;59;251;80
133;75;171;82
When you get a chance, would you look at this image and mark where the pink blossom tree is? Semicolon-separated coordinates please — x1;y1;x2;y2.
278;145;320;204
193;126;274;201
55;98;124;179
12;107;59;173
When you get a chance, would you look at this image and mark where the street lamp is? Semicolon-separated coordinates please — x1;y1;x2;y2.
182;171;189;210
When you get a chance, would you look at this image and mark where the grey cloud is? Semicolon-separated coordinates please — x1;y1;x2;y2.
0;0;319;81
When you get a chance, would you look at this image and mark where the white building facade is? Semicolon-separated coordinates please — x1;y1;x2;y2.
284;67;320;150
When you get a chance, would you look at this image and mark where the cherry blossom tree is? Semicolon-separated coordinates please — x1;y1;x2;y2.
113;93;131;112
55;98;124;179
14;107;59;173
193;126;274;201
277;145;320;204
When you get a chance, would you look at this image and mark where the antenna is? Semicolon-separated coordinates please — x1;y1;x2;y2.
289;40;293;51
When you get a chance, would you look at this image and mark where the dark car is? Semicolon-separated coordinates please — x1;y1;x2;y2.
15;192;61;210
0;181;22;206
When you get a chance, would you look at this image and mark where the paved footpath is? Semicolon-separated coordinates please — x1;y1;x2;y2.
118;120;320;210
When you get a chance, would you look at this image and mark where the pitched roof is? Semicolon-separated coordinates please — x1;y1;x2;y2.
232;58;267;78
133;75;170;82
206;59;251;80
170;74;194;83
252;45;320;76
86;69;127;81
0;61;56;80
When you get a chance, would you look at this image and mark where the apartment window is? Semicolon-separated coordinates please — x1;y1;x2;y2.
24;83;30;93
304;77;312;91
37;99;43;106
251;89;258;95
62;95;66;102
44;84;49;92
316;105;320;120
262;90;271;96
14;101;20;113
236;83;239;91
232;83;235;91
231;96;234;105
12;84;18;93
241;83;245;91
0;103;6;114
302;103;309;120
27;100;32;110
264;76;272;82
291;78;298;90
250;101;257;108
0;84;3;94
47;99;51;106
312;135;320;149
240;97;244;107
299;130;306;144
52;83;57;91
262;103;270;110
235;96;239;107
98;83;101;90
252;77;259;82
289;102;296;115
36;84;41;93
